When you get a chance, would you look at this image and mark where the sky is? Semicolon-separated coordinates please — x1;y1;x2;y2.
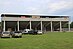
0;0;73;22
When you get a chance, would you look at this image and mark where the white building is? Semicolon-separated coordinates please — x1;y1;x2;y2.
1;14;70;32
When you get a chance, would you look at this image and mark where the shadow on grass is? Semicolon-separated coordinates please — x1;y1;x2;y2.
1;37;10;38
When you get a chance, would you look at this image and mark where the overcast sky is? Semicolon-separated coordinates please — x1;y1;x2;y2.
0;0;73;22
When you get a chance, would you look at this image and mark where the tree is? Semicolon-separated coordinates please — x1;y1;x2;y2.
70;22;73;28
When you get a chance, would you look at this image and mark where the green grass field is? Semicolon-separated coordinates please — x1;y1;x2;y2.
0;32;73;49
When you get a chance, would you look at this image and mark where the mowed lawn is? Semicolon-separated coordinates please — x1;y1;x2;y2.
0;32;73;49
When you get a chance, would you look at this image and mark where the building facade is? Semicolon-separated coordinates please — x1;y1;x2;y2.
1;14;70;32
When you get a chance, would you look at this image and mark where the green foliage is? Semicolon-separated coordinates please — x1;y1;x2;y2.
0;32;73;49
70;22;73;28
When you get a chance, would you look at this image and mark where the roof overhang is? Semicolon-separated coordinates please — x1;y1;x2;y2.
1;13;69;17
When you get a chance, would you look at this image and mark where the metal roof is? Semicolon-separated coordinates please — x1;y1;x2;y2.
1;13;69;17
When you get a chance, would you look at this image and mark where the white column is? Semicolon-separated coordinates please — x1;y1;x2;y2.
60;21;62;32
17;21;19;31
68;21;70;31
3;21;5;32
51;21;53;32
30;21;31;30
41;21;42;32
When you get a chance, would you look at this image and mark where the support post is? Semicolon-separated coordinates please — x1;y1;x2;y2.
30;21;31;30
41;21;42;32
17;21;19;31
3;21;5;32
60;21;62;32
51;21;53;32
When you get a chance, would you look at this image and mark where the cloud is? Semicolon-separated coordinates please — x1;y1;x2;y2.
0;0;73;21
0;0;73;15
47;0;73;14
